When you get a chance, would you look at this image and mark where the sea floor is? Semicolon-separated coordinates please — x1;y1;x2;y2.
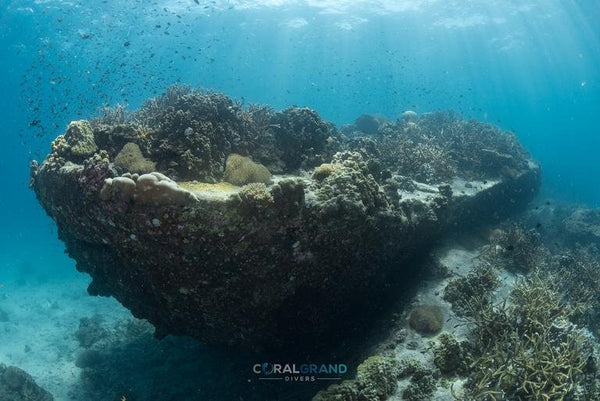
0;260;130;400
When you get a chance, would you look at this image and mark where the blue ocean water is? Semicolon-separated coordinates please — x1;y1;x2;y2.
0;0;599;398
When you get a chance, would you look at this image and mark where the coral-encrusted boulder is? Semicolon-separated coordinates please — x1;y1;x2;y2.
30;88;540;352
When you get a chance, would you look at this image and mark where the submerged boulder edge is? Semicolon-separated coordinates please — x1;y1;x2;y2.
30;88;540;352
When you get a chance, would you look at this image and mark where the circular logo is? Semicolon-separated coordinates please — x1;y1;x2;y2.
262;362;273;375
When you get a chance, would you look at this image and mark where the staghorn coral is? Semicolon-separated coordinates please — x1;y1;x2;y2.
372;111;529;183
443;262;500;317
91;103;127;126
551;250;600;334
454;271;592;401
480;221;547;273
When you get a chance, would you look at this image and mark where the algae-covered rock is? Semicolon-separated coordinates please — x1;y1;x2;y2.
113;142;156;174
0;364;54;401
223;153;271;185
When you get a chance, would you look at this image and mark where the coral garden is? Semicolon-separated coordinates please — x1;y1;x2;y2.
313;218;600;401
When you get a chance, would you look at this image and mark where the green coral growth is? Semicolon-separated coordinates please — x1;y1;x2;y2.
443;263;500;317
313;163;339;181
433;333;468;376
236;183;274;216
52;120;98;160
223;153;271;186
370;111;528;183
402;368;437;401
312;355;399;401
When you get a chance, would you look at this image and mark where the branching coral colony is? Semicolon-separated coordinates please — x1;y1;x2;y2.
447;263;598;401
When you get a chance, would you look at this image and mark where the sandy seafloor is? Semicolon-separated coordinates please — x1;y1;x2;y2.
0;249;132;400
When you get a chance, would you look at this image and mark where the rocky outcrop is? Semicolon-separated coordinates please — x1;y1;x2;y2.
30;88;540;352
0;364;54;401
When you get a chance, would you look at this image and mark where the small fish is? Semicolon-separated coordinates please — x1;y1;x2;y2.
194;0;199;4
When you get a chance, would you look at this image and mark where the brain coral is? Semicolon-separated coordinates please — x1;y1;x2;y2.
408;305;444;335
223;153;271;186
113;142;156;174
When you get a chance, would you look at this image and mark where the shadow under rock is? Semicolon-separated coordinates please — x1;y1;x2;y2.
73;319;331;401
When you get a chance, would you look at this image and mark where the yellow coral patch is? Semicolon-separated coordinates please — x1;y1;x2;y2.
178;181;240;200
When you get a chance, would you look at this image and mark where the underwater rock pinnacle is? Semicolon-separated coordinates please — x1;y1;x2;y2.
30;87;540;352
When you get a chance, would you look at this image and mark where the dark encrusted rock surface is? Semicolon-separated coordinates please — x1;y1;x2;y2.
0;363;54;401
30;87;540;352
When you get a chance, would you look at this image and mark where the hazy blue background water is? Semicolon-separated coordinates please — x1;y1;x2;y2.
1;0;599;278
